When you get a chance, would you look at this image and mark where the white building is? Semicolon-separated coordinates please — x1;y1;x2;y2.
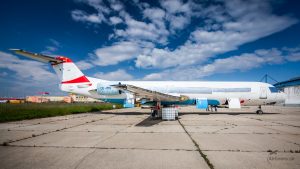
274;77;300;106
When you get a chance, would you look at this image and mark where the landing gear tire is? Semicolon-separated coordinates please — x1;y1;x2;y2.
256;110;263;114
151;110;157;118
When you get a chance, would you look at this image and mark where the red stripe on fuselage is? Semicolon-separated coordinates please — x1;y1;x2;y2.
61;76;90;84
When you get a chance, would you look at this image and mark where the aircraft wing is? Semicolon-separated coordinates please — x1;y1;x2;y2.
10;49;63;64
112;84;189;102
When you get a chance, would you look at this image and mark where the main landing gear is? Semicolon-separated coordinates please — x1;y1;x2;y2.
151;101;161;119
206;105;218;112
256;105;263;114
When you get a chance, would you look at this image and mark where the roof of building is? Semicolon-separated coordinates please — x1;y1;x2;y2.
274;76;300;88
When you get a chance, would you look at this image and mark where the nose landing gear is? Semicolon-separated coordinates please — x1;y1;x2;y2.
256;105;264;114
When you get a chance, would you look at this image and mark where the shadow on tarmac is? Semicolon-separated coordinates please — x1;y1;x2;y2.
135;116;162;126
92;111;280;116
178;112;280;116
90;110;280;126
92;111;149;115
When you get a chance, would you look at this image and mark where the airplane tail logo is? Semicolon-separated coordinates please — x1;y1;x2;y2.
52;56;91;85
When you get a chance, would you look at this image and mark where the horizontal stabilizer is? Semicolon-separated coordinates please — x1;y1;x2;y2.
10;49;63;64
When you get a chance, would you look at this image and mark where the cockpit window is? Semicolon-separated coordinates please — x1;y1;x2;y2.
269;87;279;93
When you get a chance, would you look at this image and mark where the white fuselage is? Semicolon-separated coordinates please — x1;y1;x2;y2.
60;77;286;106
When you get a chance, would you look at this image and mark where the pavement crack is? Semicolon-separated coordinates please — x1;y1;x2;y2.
74;148;97;169
6;144;197;152
201;149;300;153
178;118;214;169
4;115;115;145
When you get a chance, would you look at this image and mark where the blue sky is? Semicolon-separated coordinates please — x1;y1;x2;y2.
0;0;300;97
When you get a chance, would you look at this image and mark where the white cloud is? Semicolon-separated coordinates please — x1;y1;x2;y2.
72;0;127;25
160;0;183;14
160;0;197;32
42;39;61;55
114;15;169;44
143;7;166;28
286;52;300;62
71;10;105;24
283;46;300;61
136;41;242;69
135;0;298;69
93;41;143;66
0;51;63;96
94;69;133;80
110;0;124;11
77;0;111;14
143;7;165;20
72;0;170;44
109;16;122;25
142;47;298;80
169;15;190;30
76;60;94;70
282;46;300;53
71;0;298;79
0;51;57;81
71;0;112;24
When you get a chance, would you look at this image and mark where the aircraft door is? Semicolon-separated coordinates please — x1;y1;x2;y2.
259;86;267;99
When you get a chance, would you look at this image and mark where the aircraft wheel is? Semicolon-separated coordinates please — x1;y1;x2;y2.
151;110;156;118
256;110;263;114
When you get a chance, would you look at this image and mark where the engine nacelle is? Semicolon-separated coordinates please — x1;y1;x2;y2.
97;83;121;95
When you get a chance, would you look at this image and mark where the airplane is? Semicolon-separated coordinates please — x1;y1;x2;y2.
10;49;286;115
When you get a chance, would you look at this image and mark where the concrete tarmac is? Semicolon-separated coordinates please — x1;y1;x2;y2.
0;106;300;169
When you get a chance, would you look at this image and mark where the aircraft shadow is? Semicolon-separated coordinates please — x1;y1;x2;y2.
92;111;162;126
91;111;280;126
135;116;162;126
178;112;280;115
92;111;149;115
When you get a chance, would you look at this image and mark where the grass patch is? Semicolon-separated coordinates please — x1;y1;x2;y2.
0;102;122;122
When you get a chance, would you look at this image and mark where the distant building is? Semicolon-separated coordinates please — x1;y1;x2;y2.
0;98;25;104
26;94;102;103
0;98;8;103
26;96;51;103
63;96;72;103
274;77;300;106
68;94;102;103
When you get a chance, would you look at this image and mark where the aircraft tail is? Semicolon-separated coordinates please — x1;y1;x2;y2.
10;49;90;85
52;56;90;84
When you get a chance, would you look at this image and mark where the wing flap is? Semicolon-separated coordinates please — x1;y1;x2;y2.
10;49;63;64
112;84;188;102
